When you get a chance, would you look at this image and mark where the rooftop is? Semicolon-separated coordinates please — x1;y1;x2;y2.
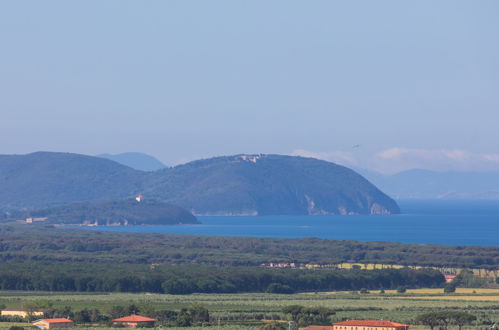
35;318;73;324
113;315;157;322
334;320;409;327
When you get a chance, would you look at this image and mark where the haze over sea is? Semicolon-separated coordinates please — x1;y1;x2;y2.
67;200;499;247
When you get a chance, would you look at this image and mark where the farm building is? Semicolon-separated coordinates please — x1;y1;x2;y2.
112;315;157;328
1;307;46;318
444;274;457;283
32;318;74;329
333;320;409;330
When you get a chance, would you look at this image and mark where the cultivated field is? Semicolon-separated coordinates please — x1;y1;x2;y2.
335;264;498;279
1;289;498;329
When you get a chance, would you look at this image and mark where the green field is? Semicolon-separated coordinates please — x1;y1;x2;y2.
1;290;498;329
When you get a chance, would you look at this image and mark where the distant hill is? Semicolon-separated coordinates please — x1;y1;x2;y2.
10;198;198;225
0;152;143;210
360;169;499;200
0;152;399;215
145;154;400;215
97;152;167;171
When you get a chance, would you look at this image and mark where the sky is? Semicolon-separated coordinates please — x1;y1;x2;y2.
0;1;498;173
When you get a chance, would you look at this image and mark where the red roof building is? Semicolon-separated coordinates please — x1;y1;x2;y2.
444;274;457;283
112;315;157;328
32;318;74;329
333;320;409;330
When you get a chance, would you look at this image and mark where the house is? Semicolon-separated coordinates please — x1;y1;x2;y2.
333;320;409;330
32;318;74;329
112;315;157;328
444;274;457;283
1;308;45;318
25;217;48;223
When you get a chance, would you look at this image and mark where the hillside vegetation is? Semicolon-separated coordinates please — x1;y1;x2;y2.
9;199;198;225
0;152;399;215
0;152;143;209
145;154;399;215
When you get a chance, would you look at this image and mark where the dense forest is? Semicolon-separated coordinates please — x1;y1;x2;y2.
0;262;444;294
0;223;495;294
0;224;497;269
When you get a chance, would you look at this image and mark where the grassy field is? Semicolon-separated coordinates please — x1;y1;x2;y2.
319;288;499;295
335;263;498;279
0;290;498;329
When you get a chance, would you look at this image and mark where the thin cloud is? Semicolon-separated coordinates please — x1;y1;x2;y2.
293;148;499;174
291;149;359;167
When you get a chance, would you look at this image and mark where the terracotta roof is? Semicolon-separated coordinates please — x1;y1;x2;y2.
334;320;409;327
113;315;157;322
36;318;73;324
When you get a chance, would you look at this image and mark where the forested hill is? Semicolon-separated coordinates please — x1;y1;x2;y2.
146;154;400;215
0;152;143;209
9;199;198;225
0;152;399;215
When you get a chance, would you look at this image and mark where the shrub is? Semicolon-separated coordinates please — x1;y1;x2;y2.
396;286;407;293
444;283;457;293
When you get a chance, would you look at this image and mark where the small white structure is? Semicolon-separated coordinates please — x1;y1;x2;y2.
135;194;143;202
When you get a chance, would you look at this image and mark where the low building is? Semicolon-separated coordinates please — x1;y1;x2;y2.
333;320;409;330
25;217;48;223
32;318;74;329
1;308;45;318
112;315;157;328
444;274;457;283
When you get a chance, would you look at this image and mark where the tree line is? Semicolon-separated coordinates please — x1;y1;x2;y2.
0;262;444;294
415;311;477;330
0;224;498;269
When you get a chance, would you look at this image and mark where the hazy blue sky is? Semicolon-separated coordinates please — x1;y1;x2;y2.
1;1;498;172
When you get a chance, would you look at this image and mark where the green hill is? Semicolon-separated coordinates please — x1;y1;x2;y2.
146;154;400;215
0;152;399;215
10;198;198;225
0;152;143;210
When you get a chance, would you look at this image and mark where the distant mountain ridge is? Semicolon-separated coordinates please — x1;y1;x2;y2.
97;152;167;171
359;168;499;200
0;152;399;215
0;152;143;210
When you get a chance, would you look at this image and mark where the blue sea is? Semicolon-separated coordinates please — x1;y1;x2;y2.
67;200;499;246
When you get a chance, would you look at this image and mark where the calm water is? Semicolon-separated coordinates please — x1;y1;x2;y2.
67;200;499;246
